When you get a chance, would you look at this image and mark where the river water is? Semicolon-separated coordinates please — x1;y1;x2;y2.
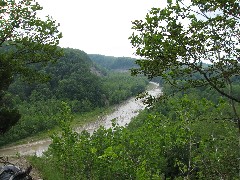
0;82;161;157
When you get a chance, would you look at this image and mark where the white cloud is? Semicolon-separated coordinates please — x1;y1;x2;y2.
37;0;165;57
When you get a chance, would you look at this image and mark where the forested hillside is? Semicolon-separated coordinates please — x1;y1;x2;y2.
0;48;148;146
28;0;240;179
0;0;63;135
8;48;106;108
1;0;239;179
89;54;138;71
29;79;240;179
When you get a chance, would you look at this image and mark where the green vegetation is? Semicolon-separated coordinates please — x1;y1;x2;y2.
1;0;239;179
101;72;148;105
130;0;240;103
0;0;62;134
28;0;240;179
0;47;148;146
89;54;138;71
30;90;239;179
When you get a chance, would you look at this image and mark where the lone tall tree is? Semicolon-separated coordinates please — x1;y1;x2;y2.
0;0;63;134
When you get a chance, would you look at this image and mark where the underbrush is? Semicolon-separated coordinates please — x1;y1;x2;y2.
30;97;239;179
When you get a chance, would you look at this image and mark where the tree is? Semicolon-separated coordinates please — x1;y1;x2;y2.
129;0;240;131
0;0;63;134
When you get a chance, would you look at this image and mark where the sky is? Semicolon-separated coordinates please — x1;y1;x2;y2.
37;0;166;58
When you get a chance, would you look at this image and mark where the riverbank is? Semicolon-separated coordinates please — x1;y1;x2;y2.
0;82;161;157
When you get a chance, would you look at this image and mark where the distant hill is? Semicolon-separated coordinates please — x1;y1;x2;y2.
8;48;106;107
89;54;139;71
8;49;147;110
1;48;149;146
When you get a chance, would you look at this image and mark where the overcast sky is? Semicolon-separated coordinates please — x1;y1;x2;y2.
37;0;166;58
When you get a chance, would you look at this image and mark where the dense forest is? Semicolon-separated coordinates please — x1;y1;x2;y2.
1;0;240;179
29;0;240;179
0;48;148;146
27;74;239;179
89;54;139;71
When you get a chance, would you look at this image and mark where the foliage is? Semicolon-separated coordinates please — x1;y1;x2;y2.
0;0;63;80
28;1;240;179
0;107;20;135
8;49;148;111
28;156;64;180
89;54;139;71
32;95;239;179
129;0;240;103
0;50;148;145
7;48;106;114
8;48;99;101
0;0;62;134
0;99;64;146
101;72;148;105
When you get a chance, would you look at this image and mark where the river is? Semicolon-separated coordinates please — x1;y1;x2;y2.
0;82;161;157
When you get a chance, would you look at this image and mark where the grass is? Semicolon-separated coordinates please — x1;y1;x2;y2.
28;156;64;180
